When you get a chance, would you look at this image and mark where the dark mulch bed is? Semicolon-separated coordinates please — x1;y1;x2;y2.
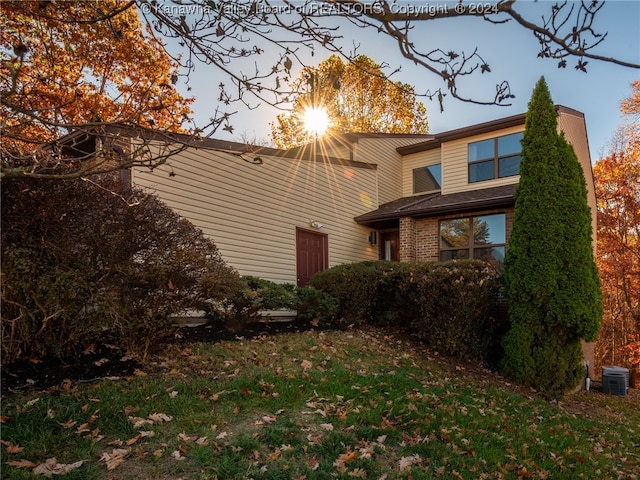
0;320;330;395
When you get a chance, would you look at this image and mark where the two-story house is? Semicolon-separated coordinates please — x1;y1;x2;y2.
354;106;596;267
133;105;596;290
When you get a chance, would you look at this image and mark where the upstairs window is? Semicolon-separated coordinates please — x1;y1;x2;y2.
468;132;523;183
413;163;442;193
439;213;506;263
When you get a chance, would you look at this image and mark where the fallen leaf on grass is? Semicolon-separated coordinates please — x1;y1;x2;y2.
126;435;142;446
98;448;131;471
359;445;374;459
24;398;40;408
398;454;422;472
2;440;24;454
123;406;139;415
171;450;186;460
129;413;172;428
6;444;25;454
148;413;173;423
348;468;367;478
307;433;324;444
32;457;84;476
133;447;149;458
128;416;153;429
86;427;103;441
76;423;91;434
58;419;77;429
127;431;155;445
268;448;282;461
334;451;358;472
7;459;36;468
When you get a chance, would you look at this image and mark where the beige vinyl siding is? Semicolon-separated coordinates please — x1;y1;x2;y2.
401;149;441;197
353;137;427;206
133;146;378;284
442;126;524;195
318;143;352;159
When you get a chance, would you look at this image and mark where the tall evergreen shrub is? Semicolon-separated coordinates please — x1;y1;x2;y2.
501;77;602;397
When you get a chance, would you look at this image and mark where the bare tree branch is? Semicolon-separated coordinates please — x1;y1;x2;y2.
1;0;638;181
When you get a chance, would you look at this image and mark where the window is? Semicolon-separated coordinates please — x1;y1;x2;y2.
413;163;441;193
468;132;523;182
439;214;506;263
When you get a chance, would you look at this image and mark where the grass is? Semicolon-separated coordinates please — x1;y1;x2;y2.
1;327;639;479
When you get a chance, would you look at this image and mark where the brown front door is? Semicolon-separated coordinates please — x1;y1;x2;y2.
380;231;399;261
296;228;328;286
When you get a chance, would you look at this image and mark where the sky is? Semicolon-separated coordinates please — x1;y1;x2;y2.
169;0;640;162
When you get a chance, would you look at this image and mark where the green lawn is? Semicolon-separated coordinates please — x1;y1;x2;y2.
1;327;638;479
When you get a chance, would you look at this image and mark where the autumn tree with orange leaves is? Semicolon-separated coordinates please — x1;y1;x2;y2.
1;0;194;180
270;55;428;148
594;79;640;372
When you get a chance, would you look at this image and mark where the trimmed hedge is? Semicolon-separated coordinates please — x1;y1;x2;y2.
396;261;504;358
310;260;506;360
218;276;338;329
307;261;399;324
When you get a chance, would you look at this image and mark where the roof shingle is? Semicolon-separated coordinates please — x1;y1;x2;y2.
355;184;516;228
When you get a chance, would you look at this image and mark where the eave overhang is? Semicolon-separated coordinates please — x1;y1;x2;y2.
355;184;517;229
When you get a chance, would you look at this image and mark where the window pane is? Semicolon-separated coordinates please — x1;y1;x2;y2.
499;155;521;177
473;246;505;263
468;139;494;162
440;218;470;248
474;214;505;245
413;163;441;193
469;160;495;182
384;240;392;261
498;132;523;156
440;249;470;262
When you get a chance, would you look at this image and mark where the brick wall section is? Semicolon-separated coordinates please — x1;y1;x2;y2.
398;207;516;262
415;218;439;261
505;209;515;242
399;217;416;262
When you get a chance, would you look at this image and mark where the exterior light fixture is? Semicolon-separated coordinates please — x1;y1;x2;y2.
368;231;377;245
309;220;324;229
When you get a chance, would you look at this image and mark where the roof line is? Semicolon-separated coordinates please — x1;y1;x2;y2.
354;185;517;226
397;105;579;155
396;192;441;212
152;132;374;168
49;124;378;171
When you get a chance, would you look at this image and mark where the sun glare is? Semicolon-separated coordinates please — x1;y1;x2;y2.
302;106;330;137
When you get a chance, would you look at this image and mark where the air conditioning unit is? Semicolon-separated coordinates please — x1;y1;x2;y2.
602;366;629;396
